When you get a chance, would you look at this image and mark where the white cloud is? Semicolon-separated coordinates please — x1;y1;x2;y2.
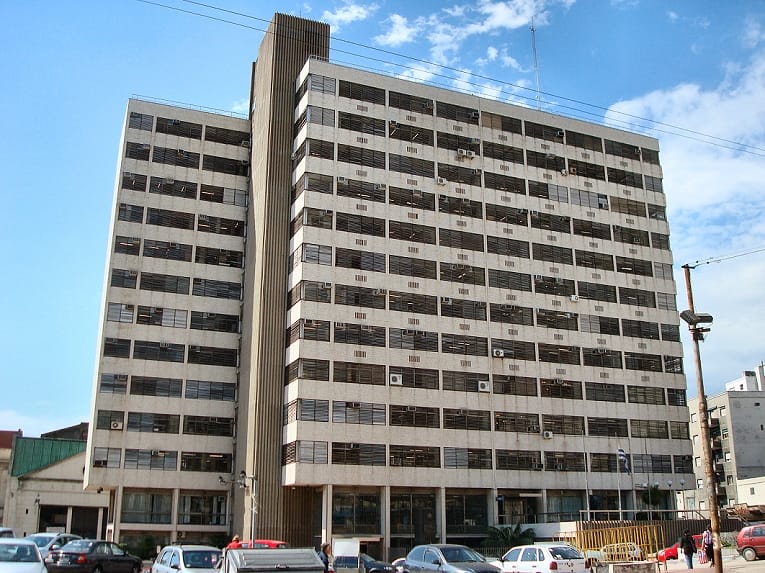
375;14;417;47
230;97;249;115
396;63;438;84
321;2;378;33
487;46;499;61
667;11;679;23
604;49;765;393
743;16;765;48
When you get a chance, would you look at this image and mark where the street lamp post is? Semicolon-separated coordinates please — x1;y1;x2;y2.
238;471;257;541
680;264;723;573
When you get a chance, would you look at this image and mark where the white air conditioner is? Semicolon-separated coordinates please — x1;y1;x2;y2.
466;150;476;158
337;176;348;184
110;421;123;431
478;380;491;393
594;348;608;355
406;405;417;412
441;297;453;304
560;169;568;176
457;148;468;156
569;167;578;175
241;139;251;148
436;177;447;186
151;450;160;456
389;373;403;386
164;178;175;185
570;295;580;302
323;282;332;289
469;138;481;144
492;348;505;358
555;130;565;138
543;430;554;439
469;111;480;120
534;274;543;280
374;183;386;191
373;289;386;295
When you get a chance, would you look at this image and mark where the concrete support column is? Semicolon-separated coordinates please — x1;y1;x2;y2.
382;485;390;561
490;488;499;526
323;484;333;543
438;487;446;543
540;489;547;524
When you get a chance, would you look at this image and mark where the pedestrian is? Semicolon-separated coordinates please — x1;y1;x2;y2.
702;526;714;566
680;529;697;570
227;535;243;549
318;542;333;573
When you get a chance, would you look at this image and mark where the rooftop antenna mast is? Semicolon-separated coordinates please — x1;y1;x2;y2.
530;17;541;110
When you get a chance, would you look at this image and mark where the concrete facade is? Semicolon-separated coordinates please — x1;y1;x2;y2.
85;12;693;557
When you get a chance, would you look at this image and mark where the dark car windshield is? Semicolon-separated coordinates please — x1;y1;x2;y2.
25;536;55;548
548;547;584;560
441;547;483;563
183;551;221;569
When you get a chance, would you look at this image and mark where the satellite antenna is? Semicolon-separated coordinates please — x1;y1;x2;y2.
531;17;541;110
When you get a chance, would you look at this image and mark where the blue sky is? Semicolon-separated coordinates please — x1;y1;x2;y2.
1;0;763;437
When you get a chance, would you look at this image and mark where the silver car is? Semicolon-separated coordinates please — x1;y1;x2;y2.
404;545;500;573
23;533;81;560
152;545;222;573
0;538;47;573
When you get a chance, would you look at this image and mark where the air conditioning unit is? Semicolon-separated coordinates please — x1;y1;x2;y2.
531;463;543;470
240;159;250;166
552;378;563;385
164;178;175;185
403;329;417;336
466;150;476;158
560;169;568;176
337;176;348;184
241;139;251;148
594;348;608;355
457;148;468;156
441;297;453;304
323;282;332;289
436;177;447;186
469;138;481;144
151;450;160;456
110;421;123;431
569;167;578;175
406;405;417;412
478;380;491;393
570;295;580;302
374;183;386;191
492;348;505;358
469;111;480;120
543;430;554;439
534;274;543;280
373;289;386;295
555;130;565;138
389;373;403;386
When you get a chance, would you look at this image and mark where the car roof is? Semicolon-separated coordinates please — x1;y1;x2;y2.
0;538;37;545
164;545;221;551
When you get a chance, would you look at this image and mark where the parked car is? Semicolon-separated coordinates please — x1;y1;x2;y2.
657;535;703;562
403;544;500;573
152;544;222;573
239;540;289;549
45;539;143;573
592;543;643;563
0;530;16;540
736;524;765;561
391;558;405;573
24;533;82;559
490;543;587;573
0;538;47;573
333;553;394;573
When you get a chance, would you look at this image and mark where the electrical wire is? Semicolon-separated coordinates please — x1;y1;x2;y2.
136;0;765;157
688;246;765;269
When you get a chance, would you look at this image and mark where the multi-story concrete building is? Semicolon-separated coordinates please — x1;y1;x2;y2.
686;367;765;512
86;12;693;555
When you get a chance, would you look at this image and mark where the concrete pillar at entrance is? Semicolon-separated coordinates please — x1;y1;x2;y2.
322;484;333;543
541;489;547;525
382;486;390;561
438;487;446;543
490;488;499;526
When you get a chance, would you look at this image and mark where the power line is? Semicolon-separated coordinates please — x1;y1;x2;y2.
139;0;765;157
688;246;765;269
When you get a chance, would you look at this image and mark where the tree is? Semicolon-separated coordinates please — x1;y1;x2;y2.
483;523;536;550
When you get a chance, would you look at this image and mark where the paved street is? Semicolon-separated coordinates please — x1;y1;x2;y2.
658;550;763;573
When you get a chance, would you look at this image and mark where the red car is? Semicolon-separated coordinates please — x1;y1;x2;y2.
657;535;703;562
240;540;289;549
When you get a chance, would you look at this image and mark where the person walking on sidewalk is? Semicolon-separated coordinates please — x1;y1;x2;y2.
680;530;697;570
702;526;714;567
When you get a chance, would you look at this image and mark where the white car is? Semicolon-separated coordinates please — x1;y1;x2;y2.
0;539;47;573
152;544;222;573
490;544;587;573
23;533;81;559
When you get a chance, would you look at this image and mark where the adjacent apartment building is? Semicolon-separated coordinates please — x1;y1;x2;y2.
85;13;693;555
685;364;765;512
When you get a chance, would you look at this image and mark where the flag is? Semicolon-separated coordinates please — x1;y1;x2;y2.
617;448;631;474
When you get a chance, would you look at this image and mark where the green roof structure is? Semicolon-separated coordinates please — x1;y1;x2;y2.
10;436;86;477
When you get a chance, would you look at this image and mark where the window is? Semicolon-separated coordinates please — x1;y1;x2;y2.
389;91;433;113
336;212;386;237
544;452;586;472
114;236;140;255
670;421;690;439
535;275;575;296
337;178;387;203
337;144;385;169
437;131;481;154
622;319;660;340
334;284;386;309
388;154;434;177
441;333;488;356
444;448;492;469
149;176;197;200
488;269;532;291
616;256;653;276
667;388;687;406
195;246;243;268
339;80;385;104
438;194;483;218
190;311;239;333
585;382;625;402
492;339;537;361
630;419;669;439
661;323;681;341
332;442;386;465
282;441;328;464
436;101;480;124
493;375;537;396
494;411;540;433
180;452;233;473
579;314;620;335
440;262;486;285
293;172;333;200
104;337;131;358
118;203;144;223
442;371;488;393
536;308;578;330
530;211;571;232
541;378;582;399
496;450;543;470
608;167;643;188
127;412;180;433
390;405;439;428
199;184;247;206
107;302;134;323
484;172;526;194
337;111;384;135
198;214;244;236
532;243;573;265
485;203;528;226
587;417;628;437
129;111;153;131
186;380;236;401
334;322;386;347
183;416;234;436
124;450;177;471
142;239;192;262
389;121;435;145
140;272;190;294
133;340;185;363
654;262;674;281
651;232;671;250
610;197;646;217
657;292;677;311
187;345;238;367
296;106;336;133
333;362;386;386
389;445;440;468
152;146;200;168
288;280;332;307
388;367;439;389
543;414;585;435
527;151;566;172
96;409;124;430
192;278;241;299
297;73;336;99
489;303;534;325
122;171;147;191
389;328;439;352
290;243;333;268
437;163;482;186
566;130;602;151
136;306;187;328
575;250;613;271
125;142;150;161
619;287;656;308
388;186;435;210
156;117;202;138
335;248;386;272
571;188;609;210
388;291;438;314
481;111;522;134
624;352;663;372
441;298;487;320
483;141;524;163
573;218;611;239
648;203;666;220
100;373;128;394
582;348;622;368
439;229;484;251
146;207;195;230
627;386;666;405
538;343;579;364
131;376;182;397
332;401;385;425
204;125;250;146
390;255;437;279
285;358;331;383
93;447;121;468
486;236;530;258
664;355;684;374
